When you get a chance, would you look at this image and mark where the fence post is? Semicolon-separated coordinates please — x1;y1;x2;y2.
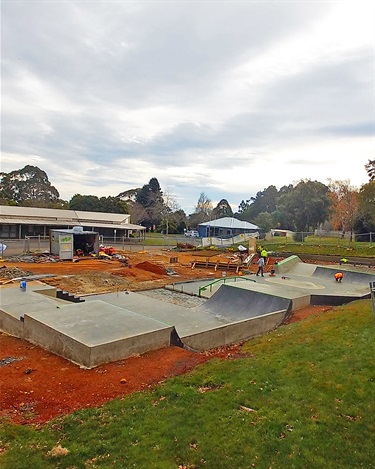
24;237;30;253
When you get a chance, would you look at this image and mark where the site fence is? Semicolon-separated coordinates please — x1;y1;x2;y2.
0;235;198;257
1;231;374;258
269;231;375;245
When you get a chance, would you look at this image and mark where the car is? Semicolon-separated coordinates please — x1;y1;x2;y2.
184;230;199;237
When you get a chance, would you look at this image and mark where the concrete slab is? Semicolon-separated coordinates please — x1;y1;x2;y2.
22;300;174;368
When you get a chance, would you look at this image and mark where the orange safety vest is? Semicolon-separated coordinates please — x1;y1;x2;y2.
334;272;343;279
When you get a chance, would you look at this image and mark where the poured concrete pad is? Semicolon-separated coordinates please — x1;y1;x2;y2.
22;300;174;368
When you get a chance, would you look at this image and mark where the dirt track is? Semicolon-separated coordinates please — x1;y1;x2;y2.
0;249;332;425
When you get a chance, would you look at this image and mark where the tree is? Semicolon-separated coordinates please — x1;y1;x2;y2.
328;179;359;239
353;182;375;241
98;196;128;214
277;180;332;233
365;159;375;181
136;178;163;207
236;186;279;221
357;181;375;225
128;202;148;226
211;199;233;219
171;209;188;234
69;194;128;213
69;194;101;212
189;192;212;226
159;189;181;235
0;165;60;205
135;178;164;229
253;212;275;234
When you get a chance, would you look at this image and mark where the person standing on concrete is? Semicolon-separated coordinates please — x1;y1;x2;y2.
256;256;265;277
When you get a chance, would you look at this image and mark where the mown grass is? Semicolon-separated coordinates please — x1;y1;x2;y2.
262;236;375;258
1;301;374;468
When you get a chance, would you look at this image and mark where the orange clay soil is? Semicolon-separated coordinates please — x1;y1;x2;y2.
0;249;332;425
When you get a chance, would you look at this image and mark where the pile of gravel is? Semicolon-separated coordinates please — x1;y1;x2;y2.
0;266;34;279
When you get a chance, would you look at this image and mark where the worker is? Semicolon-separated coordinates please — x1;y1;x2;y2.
256;256;265;277
334;272;343;283
261;248;268;262
340;258;348;265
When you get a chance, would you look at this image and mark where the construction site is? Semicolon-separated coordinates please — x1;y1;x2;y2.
1;243;375;425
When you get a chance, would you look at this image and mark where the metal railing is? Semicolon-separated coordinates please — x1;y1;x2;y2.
198;276;256;297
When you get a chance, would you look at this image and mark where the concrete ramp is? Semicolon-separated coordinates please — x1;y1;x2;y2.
199;284;291;321
176;285;291;351
275;255;317;276
312;266;375;285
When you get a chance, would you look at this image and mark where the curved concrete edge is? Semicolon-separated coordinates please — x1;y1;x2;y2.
180;309;288;351
313;266;375;285
199;284;292;320
274;255;302;274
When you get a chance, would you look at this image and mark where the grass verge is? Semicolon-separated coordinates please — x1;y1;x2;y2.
1;301;374;468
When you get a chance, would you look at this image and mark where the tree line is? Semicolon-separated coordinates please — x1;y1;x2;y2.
0;161;374;238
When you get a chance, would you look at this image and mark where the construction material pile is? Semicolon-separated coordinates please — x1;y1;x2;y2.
3;253;60;263
0;265;34;281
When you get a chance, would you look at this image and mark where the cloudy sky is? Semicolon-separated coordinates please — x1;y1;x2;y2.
1;1;374;214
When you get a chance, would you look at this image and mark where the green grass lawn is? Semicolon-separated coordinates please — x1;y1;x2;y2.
1;301;374;468
261;236;375;258
141;233;375;257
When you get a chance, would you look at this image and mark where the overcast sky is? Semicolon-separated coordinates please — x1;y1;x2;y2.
1;1;374;214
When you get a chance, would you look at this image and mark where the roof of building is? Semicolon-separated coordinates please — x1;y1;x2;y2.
198;217;259;230
0;205;145;230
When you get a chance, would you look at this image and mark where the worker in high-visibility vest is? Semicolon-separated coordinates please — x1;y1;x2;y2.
261;248;268;262
334;272;343;283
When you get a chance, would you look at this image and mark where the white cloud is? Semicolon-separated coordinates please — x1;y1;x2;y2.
1;0;373;214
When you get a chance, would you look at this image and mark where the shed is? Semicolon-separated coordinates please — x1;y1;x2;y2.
197;217;259;238
50;227;99;260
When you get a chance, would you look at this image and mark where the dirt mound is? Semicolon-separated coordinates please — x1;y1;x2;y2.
43;271;131;295
0;266;34;279
135;261;167;275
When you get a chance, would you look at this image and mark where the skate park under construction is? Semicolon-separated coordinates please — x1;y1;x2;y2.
1;255;374;368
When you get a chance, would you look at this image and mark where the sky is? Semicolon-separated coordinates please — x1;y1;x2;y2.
1;1;374;215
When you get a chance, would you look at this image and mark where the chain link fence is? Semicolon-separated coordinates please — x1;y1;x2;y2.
269;231;375;245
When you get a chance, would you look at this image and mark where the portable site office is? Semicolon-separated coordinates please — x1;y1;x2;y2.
50;227;99;260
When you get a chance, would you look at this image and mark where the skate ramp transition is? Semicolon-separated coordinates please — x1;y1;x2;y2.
0;282;290;368
275;255;375;305
200;285;291;320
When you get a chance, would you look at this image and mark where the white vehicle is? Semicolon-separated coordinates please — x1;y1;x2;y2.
184;230;199;237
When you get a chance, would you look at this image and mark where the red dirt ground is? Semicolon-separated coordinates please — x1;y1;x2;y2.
0;250;332;425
